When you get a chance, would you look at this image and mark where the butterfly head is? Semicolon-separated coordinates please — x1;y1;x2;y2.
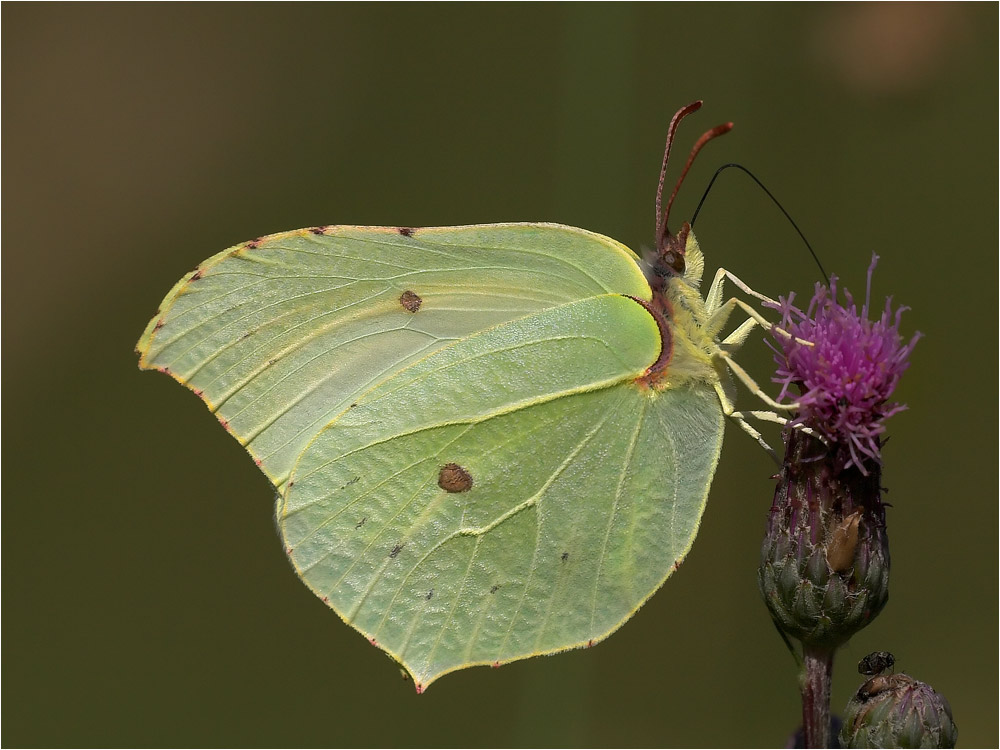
649;101;730;291
647;221;705;292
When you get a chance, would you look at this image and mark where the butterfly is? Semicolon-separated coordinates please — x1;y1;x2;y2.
136;101;793;691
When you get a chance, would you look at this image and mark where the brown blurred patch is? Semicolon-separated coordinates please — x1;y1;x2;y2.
810;3;969;95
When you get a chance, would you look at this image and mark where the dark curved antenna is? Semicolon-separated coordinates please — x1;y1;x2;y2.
691;162;829;284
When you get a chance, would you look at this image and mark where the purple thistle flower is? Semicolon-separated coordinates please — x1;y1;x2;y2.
760;255;918;747
769;255;921;474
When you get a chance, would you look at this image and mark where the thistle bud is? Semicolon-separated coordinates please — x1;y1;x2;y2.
758;256;918;648
840;673;958;748
758;430;889;648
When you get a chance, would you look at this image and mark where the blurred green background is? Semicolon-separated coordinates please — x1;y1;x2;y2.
4;4;996;747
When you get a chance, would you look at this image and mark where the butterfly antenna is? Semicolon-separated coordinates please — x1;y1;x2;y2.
691;163;830;284
656;101;734;249
655;102;702;244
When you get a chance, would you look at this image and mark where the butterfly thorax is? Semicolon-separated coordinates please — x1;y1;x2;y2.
641;225;722;390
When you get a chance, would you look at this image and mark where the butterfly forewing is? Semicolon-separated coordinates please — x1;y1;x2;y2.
137;224;651;487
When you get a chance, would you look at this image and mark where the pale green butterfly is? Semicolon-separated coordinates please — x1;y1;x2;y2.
136;101;793;691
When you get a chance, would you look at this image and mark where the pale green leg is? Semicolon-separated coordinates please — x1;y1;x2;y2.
711;320;785;459
700;267;823;461
740;410;824;441
702;267;809;412
719;317;758;353
706;267;781;310
722;353;800;412
712;380;779;462
705;268;813;347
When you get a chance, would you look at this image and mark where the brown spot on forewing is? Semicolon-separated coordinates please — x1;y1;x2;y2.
399;290;422;313
438;463;473;492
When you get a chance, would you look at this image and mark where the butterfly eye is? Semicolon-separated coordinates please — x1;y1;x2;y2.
662;248;686;275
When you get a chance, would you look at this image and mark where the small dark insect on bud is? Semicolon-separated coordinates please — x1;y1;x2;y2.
858;650;895;676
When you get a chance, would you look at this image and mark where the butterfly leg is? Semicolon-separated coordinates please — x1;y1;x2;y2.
723;406;825;461
720;351;800;411
719;317;758;353
740;410;824;442
713;381;779;461
705;268;812;347
717;268;781;306
701;302;803;411
716;306;820;430
737;409;793;428
704;267;779;318
710;295;813;348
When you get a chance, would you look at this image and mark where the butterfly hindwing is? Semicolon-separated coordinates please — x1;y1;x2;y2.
279;294;722;687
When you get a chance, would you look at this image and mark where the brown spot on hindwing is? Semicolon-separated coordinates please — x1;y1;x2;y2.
399;290;422;313
438;463;473;492
397;226;415;237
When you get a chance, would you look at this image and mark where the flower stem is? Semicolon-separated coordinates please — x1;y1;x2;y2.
801;646;834;748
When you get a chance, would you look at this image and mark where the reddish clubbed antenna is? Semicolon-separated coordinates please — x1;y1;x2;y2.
654;101;734;251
